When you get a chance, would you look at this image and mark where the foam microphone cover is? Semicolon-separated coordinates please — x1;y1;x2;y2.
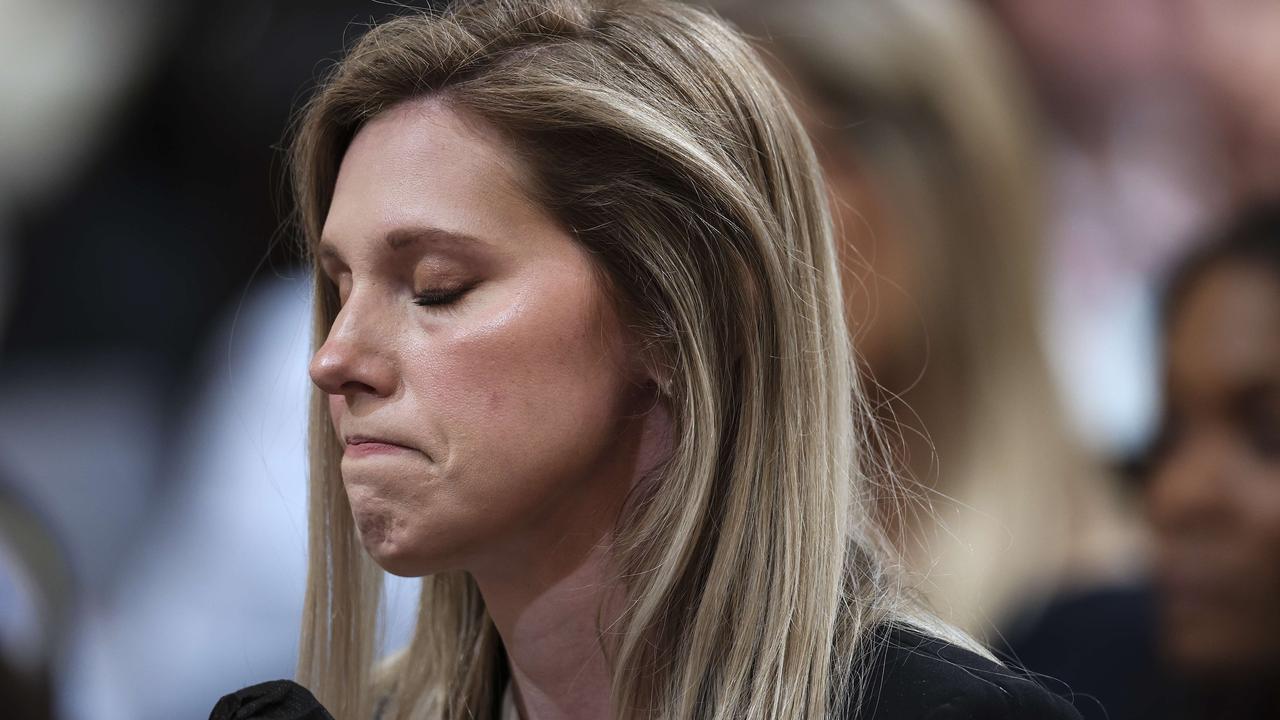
209;680;336;720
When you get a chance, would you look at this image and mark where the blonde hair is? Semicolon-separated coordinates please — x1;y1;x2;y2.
717;0;1140;632
289;1;947;718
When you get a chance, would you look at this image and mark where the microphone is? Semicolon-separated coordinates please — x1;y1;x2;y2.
209;680;335;720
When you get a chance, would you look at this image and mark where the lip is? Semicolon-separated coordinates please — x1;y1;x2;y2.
343;435;417;458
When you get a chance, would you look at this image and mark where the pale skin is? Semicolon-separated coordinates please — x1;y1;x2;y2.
308;97;673;720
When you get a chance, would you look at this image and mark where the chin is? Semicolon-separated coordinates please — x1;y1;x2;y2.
368;552;432;578
362;540;429;577
359;528;464;578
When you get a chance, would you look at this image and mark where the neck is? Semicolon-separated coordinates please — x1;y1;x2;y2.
470;396;672;720
475;538;624;720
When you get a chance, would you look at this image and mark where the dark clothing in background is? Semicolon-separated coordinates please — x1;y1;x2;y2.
1000;585;1161;720
1001;584;1280;720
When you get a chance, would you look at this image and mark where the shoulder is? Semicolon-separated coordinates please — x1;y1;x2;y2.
852;623;1083;720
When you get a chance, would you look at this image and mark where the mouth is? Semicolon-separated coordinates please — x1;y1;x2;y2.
344;435;417;458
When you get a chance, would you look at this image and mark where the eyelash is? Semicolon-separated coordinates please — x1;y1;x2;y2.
321;277;470;312
412;287;470;308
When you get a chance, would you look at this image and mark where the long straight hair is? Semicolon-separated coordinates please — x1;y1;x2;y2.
289;1;931;717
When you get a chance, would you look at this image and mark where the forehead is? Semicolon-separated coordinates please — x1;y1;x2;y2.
1167;262;1280;397
320;96;545;255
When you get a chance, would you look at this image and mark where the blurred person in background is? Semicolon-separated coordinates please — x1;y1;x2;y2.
1003;206;1280;720
712;0;1141;641
984;0;1280;474
971;3;1280;715
1141;205;1280;718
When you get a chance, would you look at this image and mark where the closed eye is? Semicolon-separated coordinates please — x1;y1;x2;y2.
413;286;471;308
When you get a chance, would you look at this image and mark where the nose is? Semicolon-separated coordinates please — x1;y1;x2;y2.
1147;428;1235;537
308;296;398;400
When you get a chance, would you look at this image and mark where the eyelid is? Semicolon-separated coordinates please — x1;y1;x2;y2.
412;283;474;309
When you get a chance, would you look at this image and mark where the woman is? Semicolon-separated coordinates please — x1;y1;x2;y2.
257;1;1081;718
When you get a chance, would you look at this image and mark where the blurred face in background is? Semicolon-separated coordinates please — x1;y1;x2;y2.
1147;260;1280;678
308;98;651;577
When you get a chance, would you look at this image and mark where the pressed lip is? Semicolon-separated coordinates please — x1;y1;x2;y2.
345;434;409;447
343;435;417;455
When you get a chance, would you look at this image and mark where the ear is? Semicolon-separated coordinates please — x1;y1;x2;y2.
634;337;675;397
645;362;675;398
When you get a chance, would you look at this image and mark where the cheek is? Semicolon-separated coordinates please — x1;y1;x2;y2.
1238;472;1280;602
431;280;629;472
327;395;343;432
388;272;635;564
1173;471;1280;667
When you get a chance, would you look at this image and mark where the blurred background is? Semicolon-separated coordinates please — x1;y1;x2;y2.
0;0;1276;718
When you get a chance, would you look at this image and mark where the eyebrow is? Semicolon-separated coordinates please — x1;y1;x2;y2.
317;226;488;263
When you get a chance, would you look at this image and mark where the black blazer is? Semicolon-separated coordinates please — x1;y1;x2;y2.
211;625;1082;720
853;623;1082;719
